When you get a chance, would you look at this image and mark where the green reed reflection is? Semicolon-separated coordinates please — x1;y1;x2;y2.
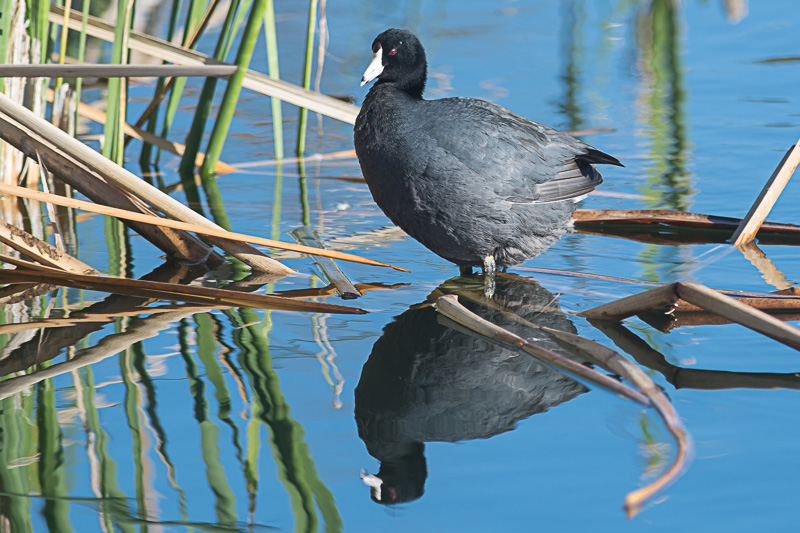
131;339;192;522
37;372;73;533
179;317;239;527
82;365;136;533
232;307;343;533
636;0;693;211
633;0;695;286
121;347;148;529
559;1;586;132
0;392;34;532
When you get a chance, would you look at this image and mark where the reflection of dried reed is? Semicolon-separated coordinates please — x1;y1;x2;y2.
434;291;691;519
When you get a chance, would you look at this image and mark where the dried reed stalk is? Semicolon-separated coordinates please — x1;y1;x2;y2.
49;5;360;125
0;182;409;272
581;282;800;351
731;138;800;246
291;226;361;299
0;92;223;265
440;291;693;518
46;88;236;174
0;219;97;274
0;91;287;273
574;209;800;235
0;253;366;314
434;294;649;404
0;63;237;78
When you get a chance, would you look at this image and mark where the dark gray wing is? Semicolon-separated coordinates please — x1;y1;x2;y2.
417;97;621;204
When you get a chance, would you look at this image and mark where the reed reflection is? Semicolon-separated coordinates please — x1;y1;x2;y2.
0;261;342;531
635;0;692;211
355;275;588;505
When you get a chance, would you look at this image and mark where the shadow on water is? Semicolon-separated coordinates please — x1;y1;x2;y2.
354;275;588;505
592;319;800;391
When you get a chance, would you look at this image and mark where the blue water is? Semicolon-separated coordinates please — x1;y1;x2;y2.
2;1;800;531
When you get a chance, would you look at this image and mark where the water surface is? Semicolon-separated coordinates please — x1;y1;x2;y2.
2;1;800;531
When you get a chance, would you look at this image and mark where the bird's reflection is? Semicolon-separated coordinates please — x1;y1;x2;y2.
355;275;588;505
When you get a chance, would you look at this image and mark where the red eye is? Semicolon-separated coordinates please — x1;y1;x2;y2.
389;48;397;56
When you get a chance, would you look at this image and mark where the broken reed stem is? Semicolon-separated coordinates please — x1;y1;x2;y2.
579;284;681;320
236;149;357;169
512;266;661;287
623;391;693;518
291;226;362;299
731;138;800;246
0;219;98;274
581;282;800;352
735;240;792;291
0;283;58;306
0;310;200;402
509;268;800;302
539;326;693;519
675;282;800;351
573;209;800;236
0;253;366;315
0;182;409;273
0;91;290;274
434;294;649;405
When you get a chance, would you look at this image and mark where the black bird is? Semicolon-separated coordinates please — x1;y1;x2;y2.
354;29;623;275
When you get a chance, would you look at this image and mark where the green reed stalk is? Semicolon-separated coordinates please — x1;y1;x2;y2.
159;0;208;157
102;0;134;165
0;0;11;94
178;0;245;176
297;160;311;227
53;0;72;94
71;0;90;134
140;0;185;167
200;0;269;179
264;0;284;159
296;0;318;157
271;163;284;240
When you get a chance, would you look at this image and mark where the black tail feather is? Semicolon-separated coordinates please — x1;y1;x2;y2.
581;148;624;167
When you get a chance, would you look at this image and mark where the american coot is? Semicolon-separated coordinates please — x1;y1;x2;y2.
354;29;623;275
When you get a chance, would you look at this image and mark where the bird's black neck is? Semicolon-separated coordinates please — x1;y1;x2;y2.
375;63;427;100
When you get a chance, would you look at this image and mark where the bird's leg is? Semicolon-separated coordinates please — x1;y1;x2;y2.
482;255;496;276
482;255;496;298
483;277;496;298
